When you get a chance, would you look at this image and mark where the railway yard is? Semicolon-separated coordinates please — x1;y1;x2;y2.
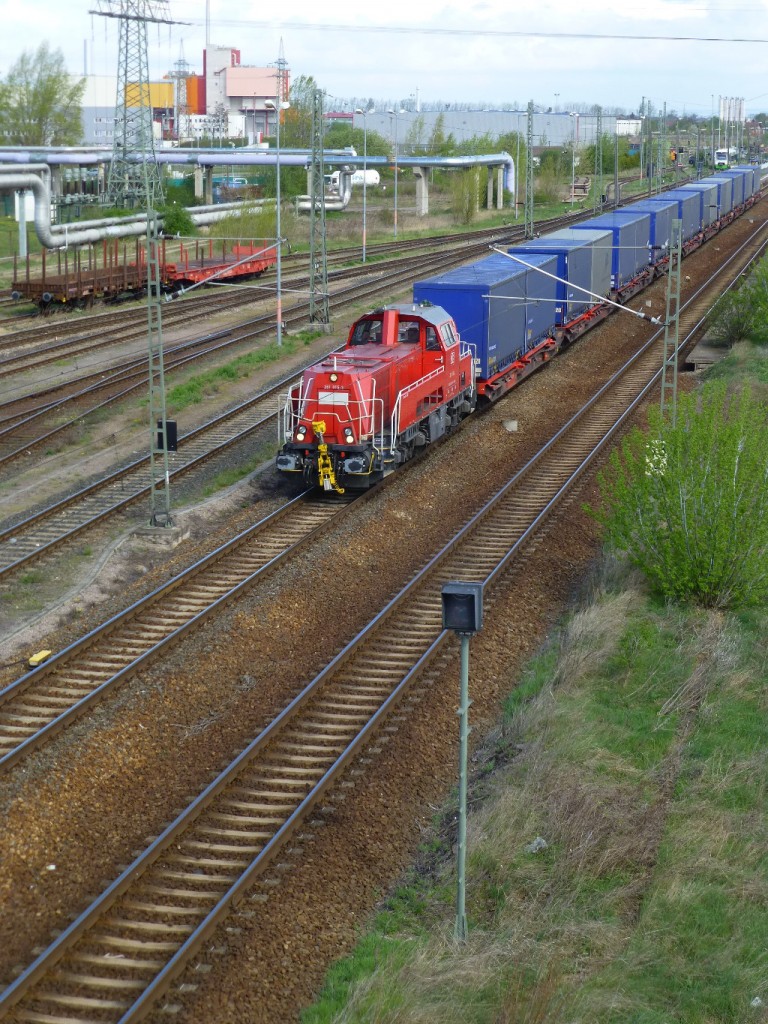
0;194;767;1023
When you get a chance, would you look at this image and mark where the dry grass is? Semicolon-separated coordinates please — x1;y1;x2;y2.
306;569;767;1024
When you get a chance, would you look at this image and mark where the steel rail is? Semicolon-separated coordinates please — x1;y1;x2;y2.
0;490;359;771
0;216;725;1022
0;238;503;470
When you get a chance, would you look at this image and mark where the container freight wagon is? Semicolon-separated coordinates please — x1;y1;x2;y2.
413;252;559;388
545;229;613;306
644;189;701;244
705;176;734;217
570;211;652;294
622;200;677;259
679;182;720;229
511;229;611;326
732;166;759;197
719;169;745;208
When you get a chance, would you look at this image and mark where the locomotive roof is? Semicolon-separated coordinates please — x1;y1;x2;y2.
361;303;450;328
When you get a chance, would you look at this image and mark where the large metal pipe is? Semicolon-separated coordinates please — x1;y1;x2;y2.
0;147;514;248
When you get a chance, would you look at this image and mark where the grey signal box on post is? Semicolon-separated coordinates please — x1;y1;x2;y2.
441;581;484;635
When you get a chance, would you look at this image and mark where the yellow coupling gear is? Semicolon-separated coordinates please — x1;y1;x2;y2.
312;421;345;494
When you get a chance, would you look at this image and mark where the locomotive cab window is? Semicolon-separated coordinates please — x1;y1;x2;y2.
425;326;440;351
440;322;459;347
351;320;382;345
399;321;420;343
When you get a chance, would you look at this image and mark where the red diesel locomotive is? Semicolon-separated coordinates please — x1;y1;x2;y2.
276;303;476;493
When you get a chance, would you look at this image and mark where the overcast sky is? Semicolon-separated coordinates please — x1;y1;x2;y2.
2;0;768;116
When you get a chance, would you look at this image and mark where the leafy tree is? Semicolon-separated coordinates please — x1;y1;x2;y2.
404;114;425;153
282;74;317;148
591;382;768;608
323;121;389;157
428;113;446;152
449;167;480;225
0;43;84;144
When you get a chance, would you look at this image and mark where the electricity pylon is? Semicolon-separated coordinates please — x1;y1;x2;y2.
92;1;177;207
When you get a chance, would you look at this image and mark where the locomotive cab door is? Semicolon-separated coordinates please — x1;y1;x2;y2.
431;320;461;393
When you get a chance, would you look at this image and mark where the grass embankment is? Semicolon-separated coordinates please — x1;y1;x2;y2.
305;573;767;1023
303;348;768;1023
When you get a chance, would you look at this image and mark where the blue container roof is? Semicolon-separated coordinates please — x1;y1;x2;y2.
577;211;649;226
647;189;697;200
416;251;553;289
627;199;677;211
516;235;595;250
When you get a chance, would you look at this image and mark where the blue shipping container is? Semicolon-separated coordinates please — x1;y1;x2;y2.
623;200;677;259
644;189;701;242
703;176;734;216
511;233;596;324
732;166;758;197
719;169;745;207
544;228;613;305
413;252;558;380
570;211;651;289
679;182;719;227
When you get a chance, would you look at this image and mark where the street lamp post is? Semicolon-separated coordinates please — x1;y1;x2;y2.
569;112;578;204
355;106;374;262
265;98;291;347
387;107;405;239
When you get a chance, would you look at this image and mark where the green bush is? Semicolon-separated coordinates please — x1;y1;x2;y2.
160;202;196;237
590;382;768;608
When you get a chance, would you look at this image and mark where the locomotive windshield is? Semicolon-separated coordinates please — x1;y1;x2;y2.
350;319;382;345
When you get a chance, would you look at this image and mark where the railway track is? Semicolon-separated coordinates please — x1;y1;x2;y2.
0;364;301;580
0;220;734;1022
2;211;767;768
0;226;519;352
0;193;639;367
0;203;765;589
0;230;527;464
0;491;356;772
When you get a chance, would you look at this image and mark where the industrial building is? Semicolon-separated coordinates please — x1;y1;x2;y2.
78;45;290;147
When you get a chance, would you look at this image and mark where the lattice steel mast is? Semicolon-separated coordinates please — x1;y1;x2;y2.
593;105;603;214
93;1;175;207
660;219;682;426
524;100;534;239
309;87;330;324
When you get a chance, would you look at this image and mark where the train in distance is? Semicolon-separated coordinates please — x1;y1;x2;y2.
714;147;739;170
276;165;760;495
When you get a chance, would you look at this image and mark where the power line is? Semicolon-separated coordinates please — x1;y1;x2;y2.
170;18;768;45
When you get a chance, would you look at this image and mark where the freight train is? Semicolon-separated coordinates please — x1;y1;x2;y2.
11;238;276;309
277;166;761;494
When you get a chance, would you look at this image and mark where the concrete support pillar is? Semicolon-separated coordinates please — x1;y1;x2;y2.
413;165;430;216
486;166;494;209
204;166;213;205
194;166;205;200
496;165;504;209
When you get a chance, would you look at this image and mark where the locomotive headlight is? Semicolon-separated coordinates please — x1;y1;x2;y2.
296;427;306;441
344;427;354;442
330;373;339;382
